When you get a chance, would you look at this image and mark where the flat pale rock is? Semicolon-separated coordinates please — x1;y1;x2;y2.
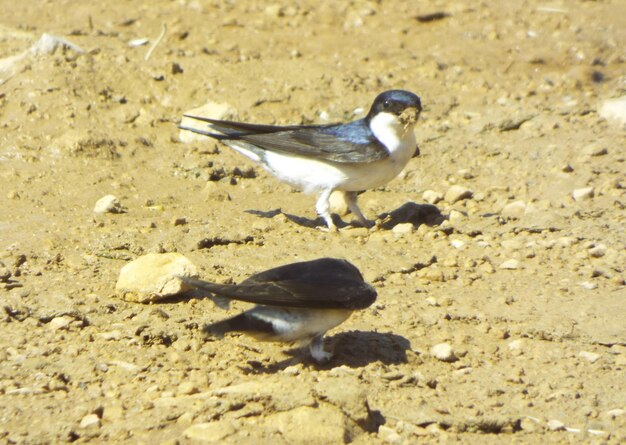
599;96;626;127
115;253;198;303
184;421;235;442
264;405;348;444
430;343;457;362
93;195;124;214
572;187;594;201
500;259;520;270
422;190;443;204
445;185;473;203
501;200;526;218
179;101;237;143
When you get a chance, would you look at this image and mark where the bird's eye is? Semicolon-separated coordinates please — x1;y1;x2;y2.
383;100;391;108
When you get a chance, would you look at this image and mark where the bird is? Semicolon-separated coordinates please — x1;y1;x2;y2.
180;90;422;231
179;257;377;363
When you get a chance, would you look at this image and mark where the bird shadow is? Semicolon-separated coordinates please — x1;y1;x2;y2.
241;330;411;374
245;201;443;231
245;208;345;229
376;201;444;230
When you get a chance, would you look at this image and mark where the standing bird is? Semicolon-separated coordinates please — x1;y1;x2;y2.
179;258;377;363
180;90;422;231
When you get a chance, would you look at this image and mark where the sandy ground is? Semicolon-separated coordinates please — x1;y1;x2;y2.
1;0;625;443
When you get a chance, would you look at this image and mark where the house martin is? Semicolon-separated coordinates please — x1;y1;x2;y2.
180;90;422;231
179;257;377;363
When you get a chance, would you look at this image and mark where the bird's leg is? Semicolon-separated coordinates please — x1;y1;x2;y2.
315;189;337;232
308;334;332;364
345;191;373;228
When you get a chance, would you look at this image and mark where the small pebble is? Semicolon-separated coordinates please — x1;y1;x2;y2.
599;95;626;126
177;382;199;395
501;200;526;218
184;421;235;442
547;419;565;431
79;414;101;429
49;316;73;331
115;253;198;303
450;239;465;249
605;408;625;418
378;425;402;444
93;195;125;214
392;223;414;235
579;281;598;290
583;144;608;157
579;351;601;363
500;259;520;270
430;343;458;362
422;190;443;204
448;209;465;222
445;185;473;203
588;244;606;258
572;187;594;201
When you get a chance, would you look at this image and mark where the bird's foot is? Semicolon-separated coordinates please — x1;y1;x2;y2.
309;335;333;364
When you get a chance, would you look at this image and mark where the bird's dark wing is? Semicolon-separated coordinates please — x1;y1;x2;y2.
181;116;389;163
183;115;315;136
239;128;389;163
180;258;377;310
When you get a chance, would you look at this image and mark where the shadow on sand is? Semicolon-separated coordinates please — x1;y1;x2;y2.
245;201;443;231
241;330;412;374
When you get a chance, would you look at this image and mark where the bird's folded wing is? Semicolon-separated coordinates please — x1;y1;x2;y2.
182;115;310;135
240;129;389;163
181;276;376;310
182;115;389;163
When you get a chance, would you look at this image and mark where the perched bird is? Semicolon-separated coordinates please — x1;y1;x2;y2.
179;258;377;363
180;90;422;231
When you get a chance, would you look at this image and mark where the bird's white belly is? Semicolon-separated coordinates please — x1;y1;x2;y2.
261;143;414;193
252;307;351;342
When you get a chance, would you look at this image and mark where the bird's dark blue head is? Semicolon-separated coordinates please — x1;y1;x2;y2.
366;90;422;123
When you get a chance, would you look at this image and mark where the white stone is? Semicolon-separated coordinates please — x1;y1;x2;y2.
450;239;465;249
588;244;606;258
583;144;608;157
547;419;565;431
93;194;124;214
392;223;414;235
508;339;524;351
445;185;473;203
79;414;100;429
115;253;198;303
180;102;237;143
500;259;520;270
430;343;457;362
579;351;601;363
501;200;526;218
572;187;594;201
378;425;402;444
448;210;465;222
184;421;235;442
605;408;625;418
579;281;598;290
264;405;348;444
599;96;626;127
422;190;443;204
49;316;73;331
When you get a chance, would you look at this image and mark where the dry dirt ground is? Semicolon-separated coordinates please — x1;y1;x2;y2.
1;0;625;443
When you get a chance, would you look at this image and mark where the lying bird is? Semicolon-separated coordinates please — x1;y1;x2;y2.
180;90;422;231
179;258;377;363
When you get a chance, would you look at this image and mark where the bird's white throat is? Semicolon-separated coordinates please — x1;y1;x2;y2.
369;111;416;157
